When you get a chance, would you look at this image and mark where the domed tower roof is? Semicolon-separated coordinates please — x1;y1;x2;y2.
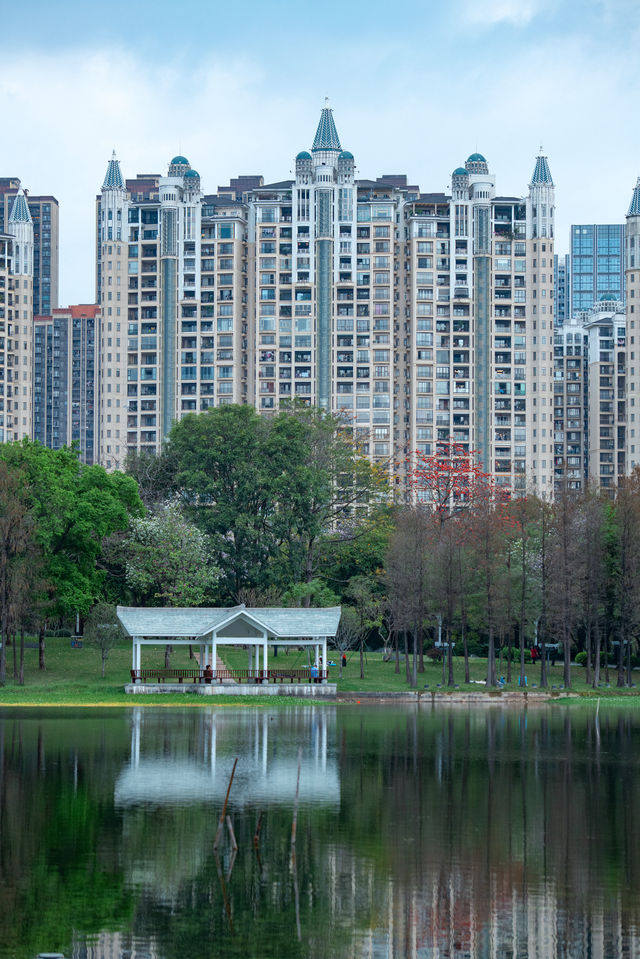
452;167;468;176
339;150;354;160
312;104;342;152
465;153;489;175
531;154;553;185
184;169;199;178
102;150;125;190
296;150;311;160
628;177;640;217
168;155;191;177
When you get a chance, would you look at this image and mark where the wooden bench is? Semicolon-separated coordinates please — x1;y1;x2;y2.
130;668;204;684
129;668;329;685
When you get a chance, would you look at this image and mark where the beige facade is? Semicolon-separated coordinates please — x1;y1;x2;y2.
625;179;640;472
94;113;563;499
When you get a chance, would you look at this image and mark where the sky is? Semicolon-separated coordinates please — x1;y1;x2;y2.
2;0;640;306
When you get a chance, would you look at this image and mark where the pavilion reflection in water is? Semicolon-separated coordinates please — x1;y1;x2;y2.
114;706;339;809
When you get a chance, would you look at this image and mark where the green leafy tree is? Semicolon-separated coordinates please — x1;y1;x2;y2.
163;404;387;602
0;441;143;668
0;463;36;685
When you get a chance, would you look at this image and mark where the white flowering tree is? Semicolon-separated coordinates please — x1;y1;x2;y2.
124;501;221;607
123;502;222;666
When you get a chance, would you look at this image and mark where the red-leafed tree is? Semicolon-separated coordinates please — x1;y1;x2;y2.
407;443;499;523
406;443;512;686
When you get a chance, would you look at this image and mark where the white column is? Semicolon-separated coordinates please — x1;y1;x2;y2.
262;636;268;683
322;636;327;683
212;638;217;677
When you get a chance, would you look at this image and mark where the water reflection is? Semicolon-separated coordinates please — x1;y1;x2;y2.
116;708;338;807
1;705;640;958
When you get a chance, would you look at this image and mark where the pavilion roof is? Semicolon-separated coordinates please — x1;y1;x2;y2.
117;604;341;639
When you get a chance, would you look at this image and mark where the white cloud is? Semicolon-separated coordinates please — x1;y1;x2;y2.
1;22;639;306
461;0;544;26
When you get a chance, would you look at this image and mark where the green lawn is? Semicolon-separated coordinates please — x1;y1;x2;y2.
0;637;637;706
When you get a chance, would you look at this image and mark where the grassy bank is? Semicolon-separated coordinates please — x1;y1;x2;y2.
0;637;638;706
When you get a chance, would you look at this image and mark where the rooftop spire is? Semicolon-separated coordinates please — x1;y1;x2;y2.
312;101;341;152
531;154;553;186
628;177;640;217
8;189;32;224
102;150;125;189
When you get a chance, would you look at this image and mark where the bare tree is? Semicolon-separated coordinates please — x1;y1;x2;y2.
84;603;124;678
614;471;640;686
332;607;359;678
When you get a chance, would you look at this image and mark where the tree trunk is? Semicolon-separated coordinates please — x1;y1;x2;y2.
604;626;610;685
539;621;547;689
626;639;632;688
519;621;525;688
102;651;107;679
617;630;625;688
585;620;592;687
38;622;46;671
394;629;400;674
563;622;571;688
12;631;17;680
593;623;601;689
487;624;497;687
164;644;172;668
447;623;454;687
404;629;410;685
19;630;24;686
462;616;469;684
411;628;417;688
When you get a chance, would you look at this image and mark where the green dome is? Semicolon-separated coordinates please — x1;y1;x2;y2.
339;151;354;159
600;293;616;301
453;167;468;175
467;153;486;163
184;169;199;178
171;155;189;165
296;151;311;160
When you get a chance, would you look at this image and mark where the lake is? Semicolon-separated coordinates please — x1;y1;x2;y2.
1;703;639;958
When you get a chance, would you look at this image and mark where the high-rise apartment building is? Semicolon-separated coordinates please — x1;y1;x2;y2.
569;223;624;315
33;304;98;462
0;179;59;316
0;192;34;442
624;179;640;471
585;298;626;491
96;108;556;494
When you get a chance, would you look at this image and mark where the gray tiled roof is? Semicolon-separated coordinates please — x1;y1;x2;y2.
117;604;341;638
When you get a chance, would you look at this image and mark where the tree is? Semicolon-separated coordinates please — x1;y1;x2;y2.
407;444;504;686
123;501;220;606
163;404;387;602
332;607;359;678
0;464;35;685
0;441;143;668
84;602;124;678
614;470;640;686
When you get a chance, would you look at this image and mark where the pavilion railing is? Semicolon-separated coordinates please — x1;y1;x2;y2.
129;667;329;685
